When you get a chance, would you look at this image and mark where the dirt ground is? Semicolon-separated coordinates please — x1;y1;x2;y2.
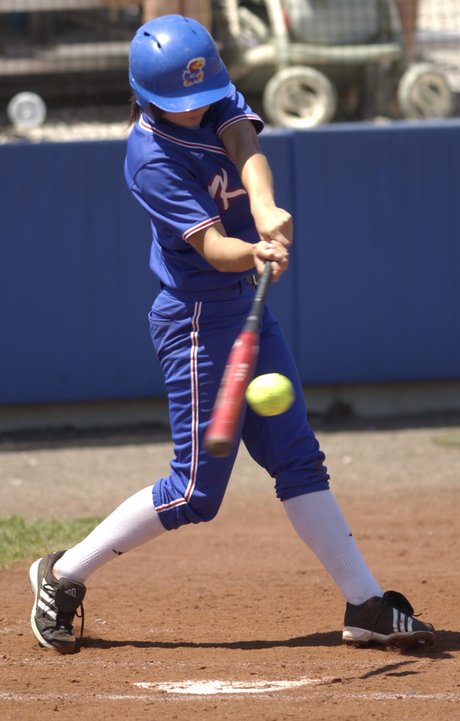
1;414;459;721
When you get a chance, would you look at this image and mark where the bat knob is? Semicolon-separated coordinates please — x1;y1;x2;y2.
204;437;232;458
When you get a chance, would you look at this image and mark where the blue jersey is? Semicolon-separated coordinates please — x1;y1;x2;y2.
124;84;264;292
125;85;328;533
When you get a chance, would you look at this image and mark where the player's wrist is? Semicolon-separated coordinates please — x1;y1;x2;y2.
250;197;277;220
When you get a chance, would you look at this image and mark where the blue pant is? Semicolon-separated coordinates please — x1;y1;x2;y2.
149;280;329;531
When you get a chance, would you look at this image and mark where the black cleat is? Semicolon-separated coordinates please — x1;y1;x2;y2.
342;590;435;648
29;551;86;654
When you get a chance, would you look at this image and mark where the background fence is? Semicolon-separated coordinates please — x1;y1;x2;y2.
1;1;459;127
1;119;460;407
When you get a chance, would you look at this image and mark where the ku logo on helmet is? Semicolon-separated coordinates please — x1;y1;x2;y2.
183;57;206;87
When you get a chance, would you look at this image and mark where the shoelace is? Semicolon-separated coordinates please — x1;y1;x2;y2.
56;604;85;639
384;591;419;618
367;591;415;634
43;580;85;639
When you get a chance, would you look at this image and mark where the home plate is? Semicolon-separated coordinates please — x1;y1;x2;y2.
134;677;338;695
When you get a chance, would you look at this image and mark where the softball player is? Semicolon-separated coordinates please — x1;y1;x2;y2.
29;14;435;654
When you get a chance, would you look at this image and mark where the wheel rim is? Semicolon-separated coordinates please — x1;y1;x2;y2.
264;69;337;128
398;66;455;119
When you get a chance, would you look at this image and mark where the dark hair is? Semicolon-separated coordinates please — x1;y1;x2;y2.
128;95;164;125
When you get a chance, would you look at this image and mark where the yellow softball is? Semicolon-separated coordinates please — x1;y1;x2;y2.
246;373;294;416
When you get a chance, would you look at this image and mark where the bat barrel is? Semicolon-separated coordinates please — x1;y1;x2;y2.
204;330;259;457
204;263;272;458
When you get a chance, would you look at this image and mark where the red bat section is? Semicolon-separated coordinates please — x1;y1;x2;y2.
204;331;259;457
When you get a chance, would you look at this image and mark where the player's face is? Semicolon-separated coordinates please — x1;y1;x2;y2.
162;105;210;127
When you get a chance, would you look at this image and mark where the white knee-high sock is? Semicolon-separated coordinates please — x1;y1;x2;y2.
283;490;382;606
53;486;166;583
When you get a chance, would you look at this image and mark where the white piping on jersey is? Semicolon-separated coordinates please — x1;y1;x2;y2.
139;115;229;156
183;216;221;241
155;301;203;514
217;113;262;137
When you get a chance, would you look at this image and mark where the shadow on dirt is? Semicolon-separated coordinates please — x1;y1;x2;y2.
80;629;459;658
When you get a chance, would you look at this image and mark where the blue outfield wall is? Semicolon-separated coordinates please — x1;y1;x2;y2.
1;120;460;405
292;120;460;384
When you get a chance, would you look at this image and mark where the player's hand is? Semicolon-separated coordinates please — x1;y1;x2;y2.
253;239;289;282
252;204;293;251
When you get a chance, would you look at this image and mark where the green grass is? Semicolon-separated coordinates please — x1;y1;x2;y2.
0;516;102;569
432;432;460;447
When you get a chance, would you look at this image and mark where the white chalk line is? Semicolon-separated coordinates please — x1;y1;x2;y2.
1;682;459;703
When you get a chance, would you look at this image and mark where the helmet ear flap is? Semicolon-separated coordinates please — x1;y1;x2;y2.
129;14;231;114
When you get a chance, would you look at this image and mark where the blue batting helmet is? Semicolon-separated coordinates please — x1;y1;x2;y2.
129;14;231;114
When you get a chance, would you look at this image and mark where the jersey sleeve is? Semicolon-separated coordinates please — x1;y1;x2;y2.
130;158;221;248
211;84;265;139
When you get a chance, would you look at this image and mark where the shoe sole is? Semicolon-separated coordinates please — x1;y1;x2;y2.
342;625;436;647
29;557;76;654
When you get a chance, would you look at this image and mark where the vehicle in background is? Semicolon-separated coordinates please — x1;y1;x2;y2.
1;0;456;129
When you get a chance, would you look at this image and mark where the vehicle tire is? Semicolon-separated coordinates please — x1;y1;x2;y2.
397;63;455;120
238;7;269;46
262;66;337;128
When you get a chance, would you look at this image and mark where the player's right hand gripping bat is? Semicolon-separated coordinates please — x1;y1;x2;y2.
204;262;272;458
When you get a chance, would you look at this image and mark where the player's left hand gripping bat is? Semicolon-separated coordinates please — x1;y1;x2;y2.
204;262;272;458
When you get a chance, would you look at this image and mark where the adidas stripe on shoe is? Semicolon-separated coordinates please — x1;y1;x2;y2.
29;550;86;654
342;590;436;647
